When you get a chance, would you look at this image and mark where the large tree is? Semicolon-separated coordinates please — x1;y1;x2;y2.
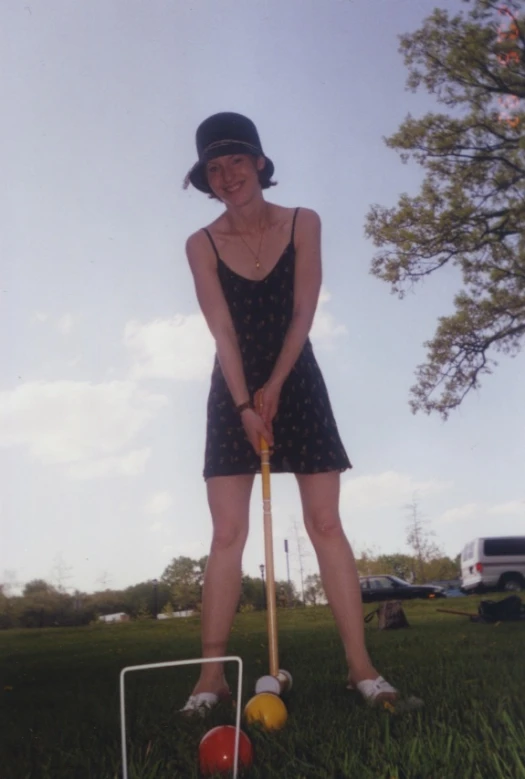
405;497;442;582
23;579;56;596
365;0;525;418
161;556;207;611
375;553;415;581
304;573;325;605
239;574;266;610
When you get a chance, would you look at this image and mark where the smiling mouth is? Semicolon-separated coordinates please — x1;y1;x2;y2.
223;183;243;194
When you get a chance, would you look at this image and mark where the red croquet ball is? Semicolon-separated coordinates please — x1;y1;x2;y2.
198;725;254;775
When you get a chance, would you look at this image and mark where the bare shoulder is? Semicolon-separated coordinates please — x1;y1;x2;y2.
187;212;230;252
295;207;321;248
185;228;208;255
267;203;320;238
185;228;215;272
296;207;321;229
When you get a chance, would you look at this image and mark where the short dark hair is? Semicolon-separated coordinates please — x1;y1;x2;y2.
206;155;278;200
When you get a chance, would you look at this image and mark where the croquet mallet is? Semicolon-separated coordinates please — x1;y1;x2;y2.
253;390;292;697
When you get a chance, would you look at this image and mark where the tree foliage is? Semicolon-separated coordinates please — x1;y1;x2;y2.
304;573;326;605
161;556;208;611
276;579;301;607
405;496;443;582
365;0;525;418
375;553;415;581
239;574;266;611
23;579;57;596
354;549;459;585
0;542;462;629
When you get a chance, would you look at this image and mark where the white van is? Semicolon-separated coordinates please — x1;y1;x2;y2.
460;536;525;593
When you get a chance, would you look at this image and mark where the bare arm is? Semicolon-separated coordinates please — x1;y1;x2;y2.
268;208;322;388
186;230;250;407
186;230;274;451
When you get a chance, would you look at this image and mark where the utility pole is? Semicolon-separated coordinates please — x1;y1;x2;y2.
259;564;266;609
97;570;112;589
52;553;73;593
152;578;159;618
290;515;308;604
284;539;291;606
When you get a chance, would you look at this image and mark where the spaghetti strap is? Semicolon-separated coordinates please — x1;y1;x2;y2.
291;207;300;246
202;228;220;263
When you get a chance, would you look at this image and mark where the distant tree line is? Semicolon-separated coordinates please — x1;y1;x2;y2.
0;545;459;630
355;552;459;583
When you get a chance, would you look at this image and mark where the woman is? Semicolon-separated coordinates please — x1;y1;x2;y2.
181;112;400;712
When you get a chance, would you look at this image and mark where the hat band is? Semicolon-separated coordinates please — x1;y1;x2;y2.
203;139;262;156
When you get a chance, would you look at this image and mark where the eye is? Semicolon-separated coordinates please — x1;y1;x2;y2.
233;157;243;164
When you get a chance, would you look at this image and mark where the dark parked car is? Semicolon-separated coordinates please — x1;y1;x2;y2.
359;575;447;602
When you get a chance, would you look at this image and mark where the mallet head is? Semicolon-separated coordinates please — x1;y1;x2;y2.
255;669;293;696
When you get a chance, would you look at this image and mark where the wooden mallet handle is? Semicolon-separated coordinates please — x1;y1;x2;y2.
436;608;475;617
255;390;279;678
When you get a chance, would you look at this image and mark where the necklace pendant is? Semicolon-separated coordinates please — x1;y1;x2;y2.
256;260;260;269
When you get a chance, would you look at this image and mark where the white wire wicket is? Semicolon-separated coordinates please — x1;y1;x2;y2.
119;655;244;779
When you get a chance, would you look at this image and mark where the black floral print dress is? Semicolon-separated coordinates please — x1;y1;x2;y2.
201;207;352;480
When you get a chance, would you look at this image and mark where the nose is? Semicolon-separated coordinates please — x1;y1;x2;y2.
222;166;235;185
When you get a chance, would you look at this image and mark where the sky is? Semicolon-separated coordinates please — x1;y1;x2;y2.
1;0;524;596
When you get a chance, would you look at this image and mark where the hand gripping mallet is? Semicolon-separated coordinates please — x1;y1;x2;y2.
254;391;292;697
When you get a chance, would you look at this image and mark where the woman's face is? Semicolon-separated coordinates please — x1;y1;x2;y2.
206;154;264;204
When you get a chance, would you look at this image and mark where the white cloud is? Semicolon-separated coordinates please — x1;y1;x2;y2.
437;503;479;524
436;500;524;525
68;448;152;480
0;381;167;474
310;288;347;350
160;540;209;558
487;500;524;516
148;521;164;533
57;313;74;335
124;314;214;381
31;312;74;333
341;470;451;512
123;288;345;383
145;491;173;515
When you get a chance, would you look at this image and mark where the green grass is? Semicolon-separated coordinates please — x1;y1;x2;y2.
1;598;525;778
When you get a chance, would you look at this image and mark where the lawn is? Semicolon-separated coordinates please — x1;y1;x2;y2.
1;598;524;778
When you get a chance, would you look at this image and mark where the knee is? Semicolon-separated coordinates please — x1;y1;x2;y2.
211;521;247;552
305;508;344;540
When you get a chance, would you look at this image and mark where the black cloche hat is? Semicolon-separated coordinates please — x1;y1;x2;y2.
183;112;274;194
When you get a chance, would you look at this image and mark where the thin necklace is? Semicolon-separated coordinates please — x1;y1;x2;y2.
235;208;269;270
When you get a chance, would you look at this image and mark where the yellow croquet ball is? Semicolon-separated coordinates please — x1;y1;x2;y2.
244;692;288;731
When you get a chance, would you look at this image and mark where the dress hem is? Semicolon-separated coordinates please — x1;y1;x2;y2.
203;463;352;481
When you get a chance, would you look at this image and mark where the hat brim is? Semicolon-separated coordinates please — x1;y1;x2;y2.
185;142;274;194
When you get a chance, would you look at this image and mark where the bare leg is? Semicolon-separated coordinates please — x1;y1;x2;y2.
191;474;254;696
296;471;393;693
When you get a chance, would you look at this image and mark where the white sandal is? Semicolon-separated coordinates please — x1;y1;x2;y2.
180;692;219;716
348;676;424;711
355;676;398;705
180;688;231;716
347;675;398;703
